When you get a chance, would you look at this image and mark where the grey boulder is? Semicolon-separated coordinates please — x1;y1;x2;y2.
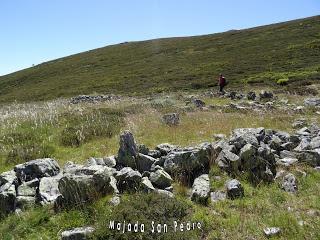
117;131;139;168
281;173;297;193
225;179;244;199
216;150;240;174
149;169;173;189
304;98;320;107
115;167;142;193
191;174;210;205
140;177;155;193
39;174;62;204
14;158;60;182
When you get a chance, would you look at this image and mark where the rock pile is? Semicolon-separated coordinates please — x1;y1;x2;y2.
70;95;120;104
1;124;320;216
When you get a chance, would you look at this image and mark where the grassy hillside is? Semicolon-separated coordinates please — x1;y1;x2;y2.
0;15;320;102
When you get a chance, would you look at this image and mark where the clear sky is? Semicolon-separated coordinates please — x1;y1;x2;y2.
0;0;319;76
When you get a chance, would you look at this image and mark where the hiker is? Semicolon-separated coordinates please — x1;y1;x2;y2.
218;74;227;92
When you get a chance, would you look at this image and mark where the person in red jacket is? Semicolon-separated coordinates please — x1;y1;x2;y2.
218;74;227;92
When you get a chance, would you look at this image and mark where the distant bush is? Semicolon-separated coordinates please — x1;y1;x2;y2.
150;98;176;110
190;82;204;89
1;125;55;165
6;143;55;165
276;78;289;86
60;108;124;147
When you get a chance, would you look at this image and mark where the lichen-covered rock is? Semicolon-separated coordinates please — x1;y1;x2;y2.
0;170;18;216
17;178;39;197
276;157;298;167
0;184;16;216
137;144;149;155
39;174;62;204
136;154;157;172
61;226;95;240
281;173;298;193
163;143;213;176
304;98;320;107
247;91;256;100
191;174;210;205
240;144;257;170
140;177;155;193
16;196;35;210
58;167;113;206
154;189;174;198
156;143;178;155
14;158;60;182
0;170;17;192
117;131;139;168
103;156;117;168
115;167;142;193
149;169;173;189
297;149;320;167
229;128;263;149
263;227;281;237
225;179;244;199
109;195;121;206
216;150;240;174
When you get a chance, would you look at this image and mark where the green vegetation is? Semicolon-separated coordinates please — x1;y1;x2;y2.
0;167;319;239
0;105;125;172
0;16;319;102
0;93;319;239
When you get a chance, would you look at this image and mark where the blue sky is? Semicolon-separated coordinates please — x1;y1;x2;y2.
0;0;319;76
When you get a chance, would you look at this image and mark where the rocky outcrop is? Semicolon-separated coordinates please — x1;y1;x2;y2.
1;125;320;218
70;94;120;104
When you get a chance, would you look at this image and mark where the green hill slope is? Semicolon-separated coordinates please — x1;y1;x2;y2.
1;16;320;102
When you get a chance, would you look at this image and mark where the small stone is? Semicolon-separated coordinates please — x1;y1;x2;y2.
210;191;226;202
263;227;281;237
61;226;95;240
276;157;298;167
281;173;298;193
109;195;121;206
225;179;244;199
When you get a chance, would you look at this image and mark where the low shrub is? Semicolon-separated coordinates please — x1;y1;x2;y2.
276;78;289;86
93;193;201;240
60;108;124;147
6;143;55;165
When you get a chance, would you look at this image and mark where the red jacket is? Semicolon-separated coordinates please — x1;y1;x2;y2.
219;76;226;86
